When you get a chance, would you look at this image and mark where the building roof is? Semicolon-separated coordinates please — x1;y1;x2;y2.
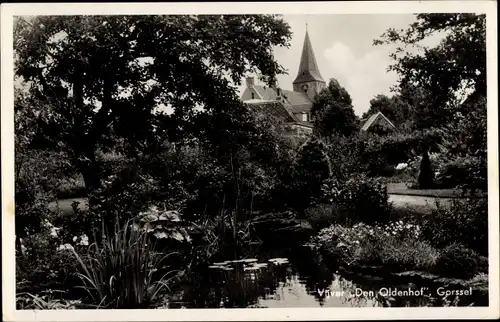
293;30;325;84
243;99;299;123
242;85;313;113
360;112;396;131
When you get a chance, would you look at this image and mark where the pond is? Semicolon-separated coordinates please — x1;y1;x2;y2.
162;243;488;308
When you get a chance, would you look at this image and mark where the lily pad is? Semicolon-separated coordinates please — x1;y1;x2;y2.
240;258;258;263
212;261;230;266
268;258;289;265
249;263;268;268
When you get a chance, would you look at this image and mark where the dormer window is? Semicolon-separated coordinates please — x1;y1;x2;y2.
301;112;308;122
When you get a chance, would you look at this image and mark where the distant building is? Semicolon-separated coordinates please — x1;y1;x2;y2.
241;28;326;138
360;111;396;134
241;29;397;138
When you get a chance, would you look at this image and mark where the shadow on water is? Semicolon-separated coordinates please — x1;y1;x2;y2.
163;242;487;308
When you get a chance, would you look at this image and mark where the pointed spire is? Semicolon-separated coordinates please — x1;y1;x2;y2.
293;28;325;84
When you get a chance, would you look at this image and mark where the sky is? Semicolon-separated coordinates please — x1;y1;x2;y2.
238;14;443;116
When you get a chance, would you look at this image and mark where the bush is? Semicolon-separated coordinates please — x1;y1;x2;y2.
285;138;331;213
375;238;439;271
418;150;434;188
16;223;81;298
420;197;488;255
54;176;87;199
433;243;484;279
304;204;340;230
325;174;391;225
435;155;486;190
72;219;181;309
313;222;438;270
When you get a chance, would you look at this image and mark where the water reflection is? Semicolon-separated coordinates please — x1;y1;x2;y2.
164;246;487;308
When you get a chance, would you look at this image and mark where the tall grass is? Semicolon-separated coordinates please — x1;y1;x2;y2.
71;219;180;309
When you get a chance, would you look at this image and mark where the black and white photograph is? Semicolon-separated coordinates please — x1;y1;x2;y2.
1;1;498;320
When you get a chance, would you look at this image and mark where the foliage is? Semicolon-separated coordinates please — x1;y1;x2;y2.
323;174;391;225
14;15;292;194
54;175;87;199
432;243;484;279
437;95;487;191
17;292;82;310
375;13;486;128
304;204;338;230
417;150;434;188
311;79;359;138
435;156;481;189
362;94;411;126
420;197;488;255
16;221;82;297
324;133;365;181
359;127;443;178
133;206;192;243
71;219;181;309
284;138;331;212
313;222;438;270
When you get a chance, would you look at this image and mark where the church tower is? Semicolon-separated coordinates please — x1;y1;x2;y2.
292;28;326;100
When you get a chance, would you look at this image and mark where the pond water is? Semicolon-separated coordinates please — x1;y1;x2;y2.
162;244;488;308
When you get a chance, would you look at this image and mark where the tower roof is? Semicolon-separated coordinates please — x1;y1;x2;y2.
293;29;325;84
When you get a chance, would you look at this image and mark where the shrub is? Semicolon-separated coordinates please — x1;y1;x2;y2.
325;174;391;225
72;219;181;309
433;243;484;279
418;150;434;188
313;222;438;270
54;176;87;199
304;203;340;230
420;197;488;255
324;133;365;181
435;155;486;190
375;238;439;271
16;222;81;297
286;138;331;213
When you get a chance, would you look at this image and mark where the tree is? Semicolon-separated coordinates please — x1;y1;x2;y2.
437;94;487;191
374;13;486;128
362;94;411;127
14;15;292;195
286;139;331;213
311;79;358;138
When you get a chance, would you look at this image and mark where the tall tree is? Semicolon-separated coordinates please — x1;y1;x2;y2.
14;15;292;193
374;13;486;128
311;79;358;138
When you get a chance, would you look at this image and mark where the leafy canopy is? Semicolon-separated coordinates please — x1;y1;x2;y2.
14;15;292;192
311;79;359;138
374;13;486;126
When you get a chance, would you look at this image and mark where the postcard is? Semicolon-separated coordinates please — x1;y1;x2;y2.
2;1;498;320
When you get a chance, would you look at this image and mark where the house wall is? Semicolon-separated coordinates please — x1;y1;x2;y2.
370;116;395;132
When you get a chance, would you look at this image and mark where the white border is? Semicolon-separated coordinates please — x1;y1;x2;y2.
2;1;498;321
